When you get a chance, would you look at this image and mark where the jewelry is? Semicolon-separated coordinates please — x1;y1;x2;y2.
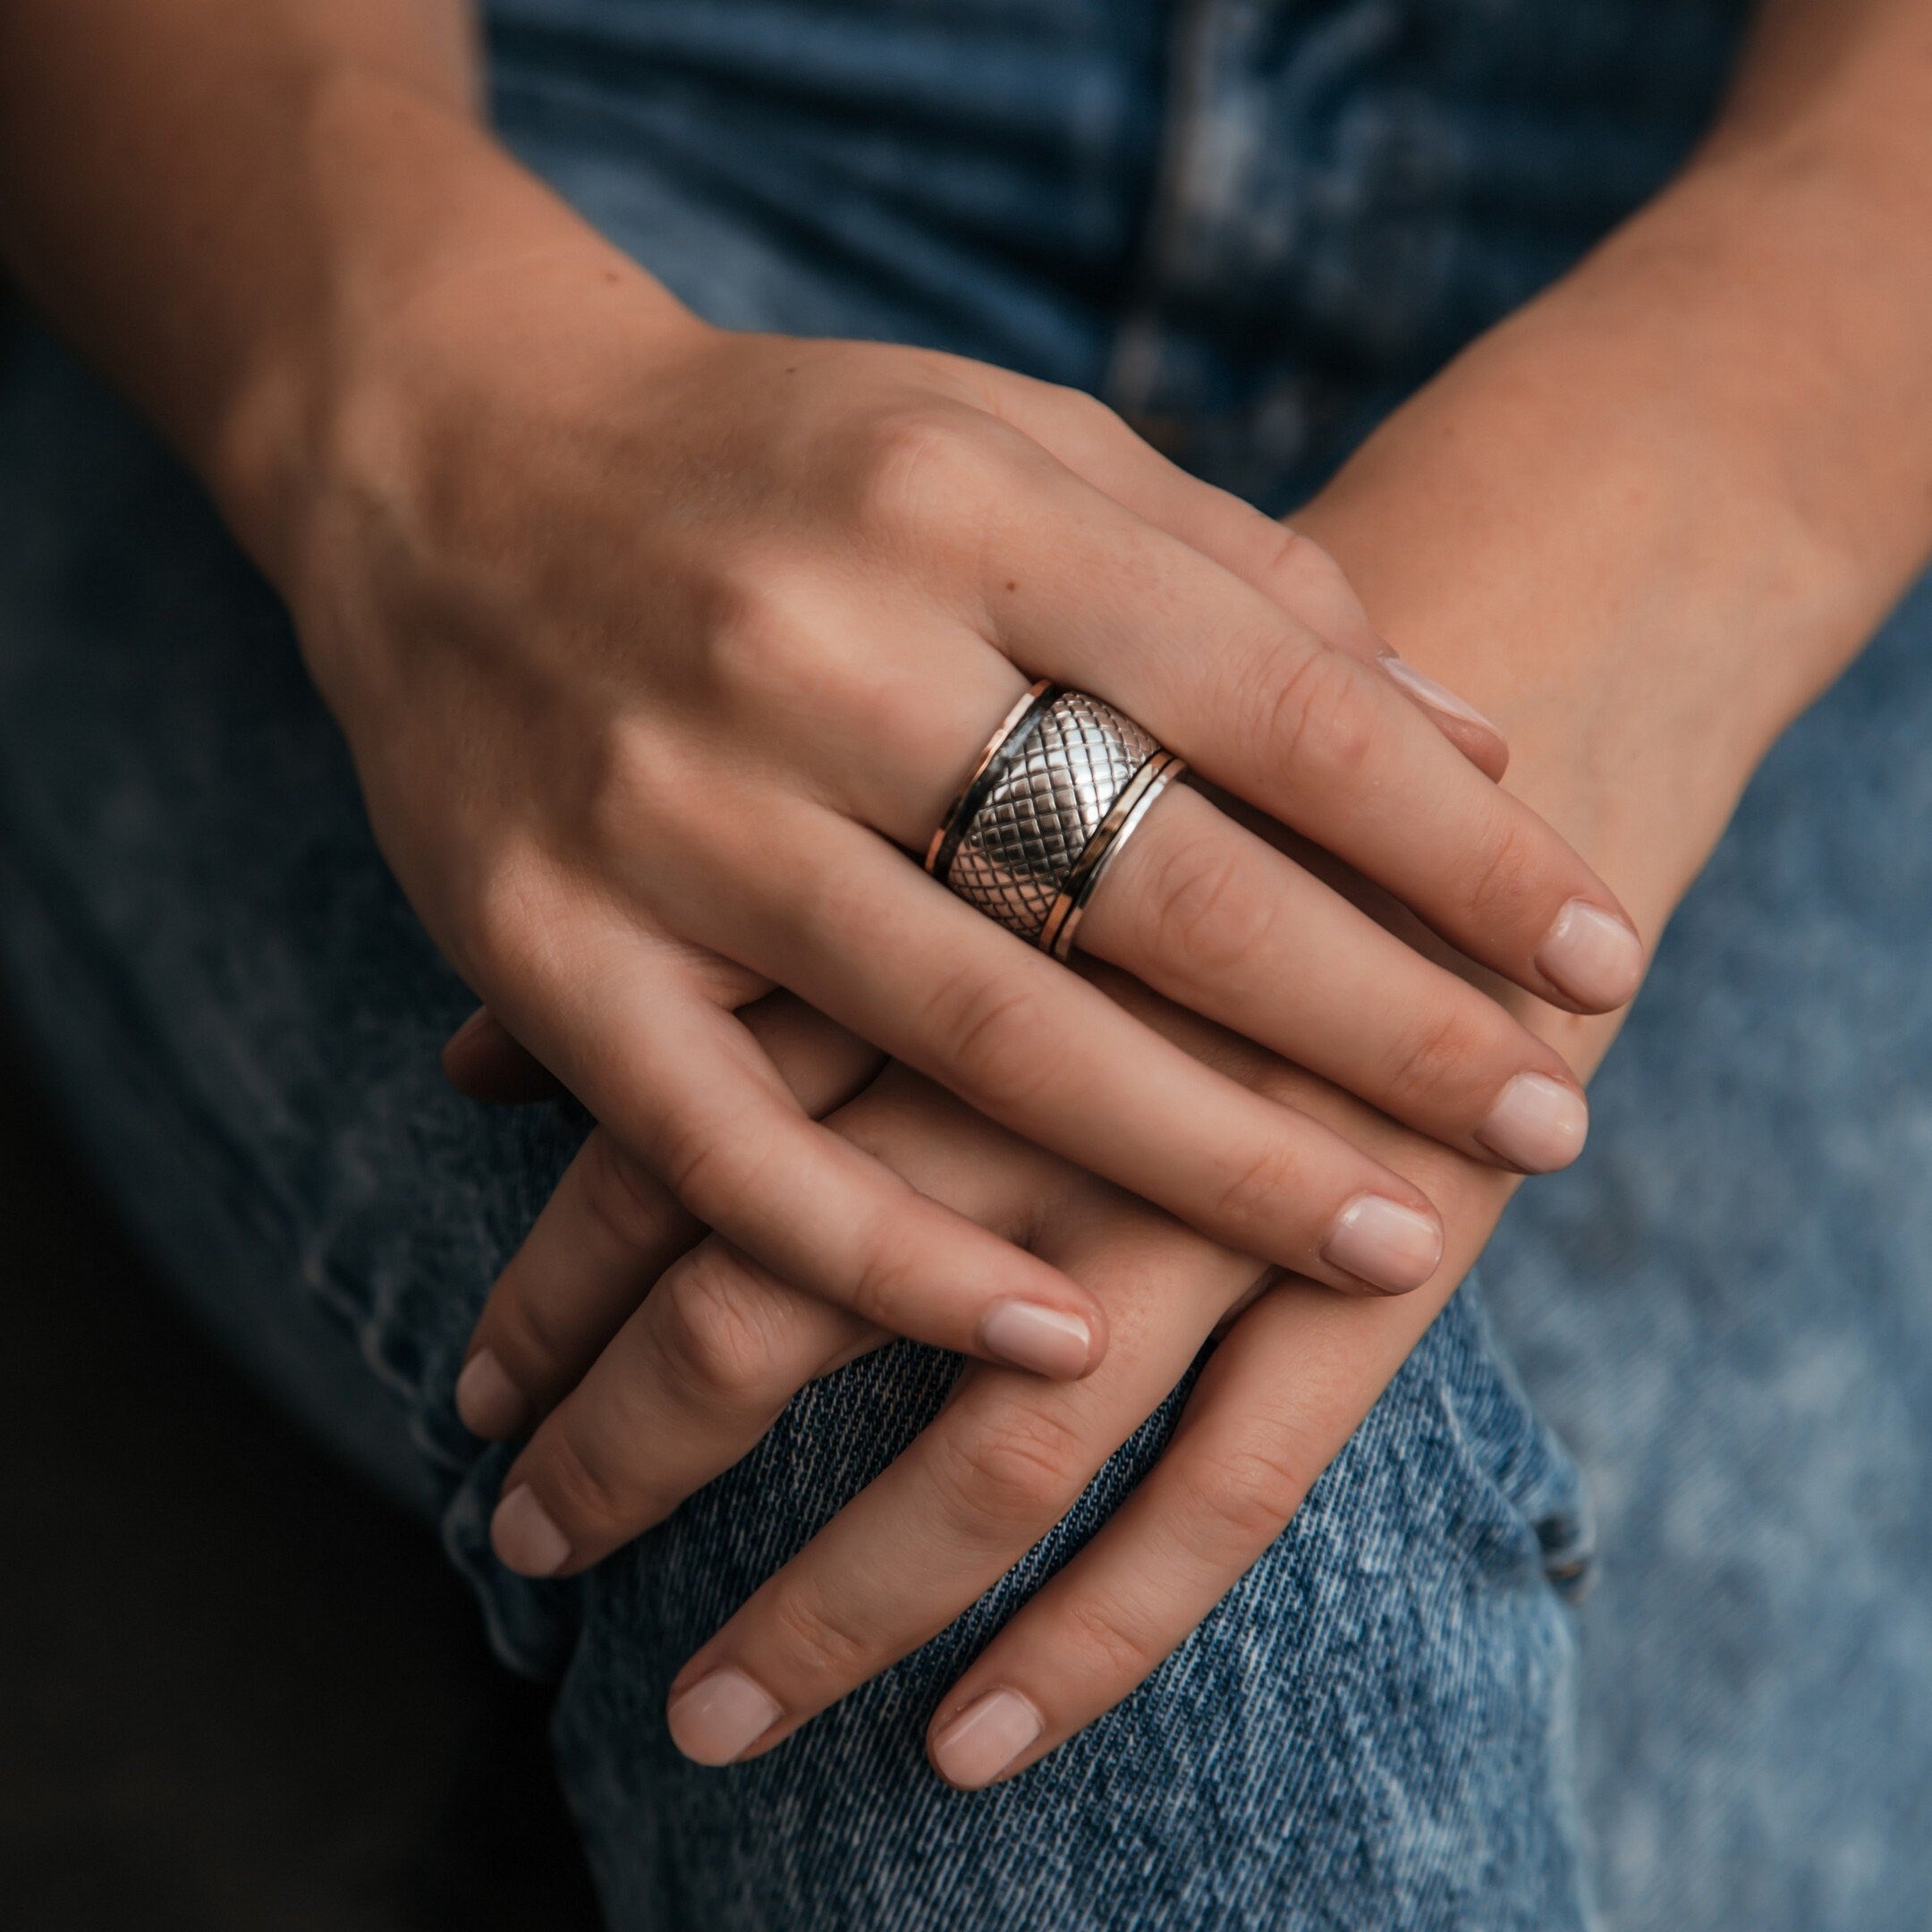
925;683;1185;960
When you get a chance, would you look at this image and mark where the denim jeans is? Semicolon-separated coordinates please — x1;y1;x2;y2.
4;1;1931;1926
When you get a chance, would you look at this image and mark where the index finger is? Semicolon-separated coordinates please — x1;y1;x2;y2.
486;928;1114;1383
977;377;1508;777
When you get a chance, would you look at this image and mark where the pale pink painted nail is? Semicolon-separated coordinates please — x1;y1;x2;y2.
1320;1194;1444;1292
1533;898;1645;1010
930;1690;1044;1789
491;1484;571;1577
979;1301;1093;1377
1475;1072;1589;1174
455;1349;530;1439
667;1667;783;1767
1377;653;1502;736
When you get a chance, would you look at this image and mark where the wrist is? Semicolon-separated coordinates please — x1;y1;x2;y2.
205;67;704;605
1303;114;1932;790
1293;141;1932;923
1296;384;1775;926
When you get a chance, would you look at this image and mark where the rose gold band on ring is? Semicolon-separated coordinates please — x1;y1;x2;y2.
1036;747;1186;961
923;683;1186;960
923;679;1053;878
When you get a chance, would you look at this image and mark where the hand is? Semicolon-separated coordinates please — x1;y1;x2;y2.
439;306;1801;1771
444;969;1528;1784
283;235;1641;1368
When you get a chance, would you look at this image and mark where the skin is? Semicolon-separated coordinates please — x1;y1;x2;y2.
0;4;1646;1367
443;0;1932;1783
4;0;1932;1792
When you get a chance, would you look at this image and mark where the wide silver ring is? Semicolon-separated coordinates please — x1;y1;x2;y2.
924;684;1186;961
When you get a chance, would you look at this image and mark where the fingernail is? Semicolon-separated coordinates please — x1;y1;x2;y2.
455;1348;530;1439
979;1301;1094;1377
491;1484;571;1577
1534;897;1645;1009
930;1689;1044;1789
1320;1194;1444;1292
667;1667;783;1767
1475;1072;1589;1174
1377;652;1502;735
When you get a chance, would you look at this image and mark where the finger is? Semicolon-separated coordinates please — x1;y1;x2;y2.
967;452;1645;1012
454;1127;698;1442
489;1071;1063;1575
657;1204;1242;1764
984;379;1508;778
442;1006;566;1104
709;805;1449;1295
456;995;886;1440
487;924;1113;1379
657;977;1513;1769
923;1278;1429;1788
489;1247;873;1579
742;606;1551;1182
1075;784;1590;1174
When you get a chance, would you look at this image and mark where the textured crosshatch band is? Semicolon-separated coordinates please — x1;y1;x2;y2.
936;688;1183;952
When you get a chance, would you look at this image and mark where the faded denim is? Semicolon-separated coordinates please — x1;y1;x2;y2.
4;1;1930;1926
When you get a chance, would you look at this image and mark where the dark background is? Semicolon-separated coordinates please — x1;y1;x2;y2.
0;1019;601;1931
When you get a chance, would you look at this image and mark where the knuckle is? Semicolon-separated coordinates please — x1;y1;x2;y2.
1263;527;1345;597
766;1577;877;1682
837;1216;923;1334
920;962;1057;1109
695;569;828;708
1045;383;1128;438
1254;642;1376;783
654;1250;785;1409
577;1131;679;1253
1060;1588;1161;1682
1174;1429;1310;1550
486;1276;584;1388
690;558;926;767
1208;1140;1307;1250
580;715;707;859
1459;811;1547;935
1139;826;1274;981
935;1403;1090;1537
531;1427;641;1542
850;407;1001;542
657;1109;768;1230
1377;1004;1487;1117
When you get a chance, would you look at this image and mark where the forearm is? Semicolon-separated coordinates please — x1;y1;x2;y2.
1300;0;1932;925
0;1;688;577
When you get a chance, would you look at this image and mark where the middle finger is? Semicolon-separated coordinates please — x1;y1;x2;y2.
1075;783;1591;1174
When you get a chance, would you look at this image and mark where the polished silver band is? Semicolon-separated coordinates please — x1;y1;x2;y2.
925;685;1186;960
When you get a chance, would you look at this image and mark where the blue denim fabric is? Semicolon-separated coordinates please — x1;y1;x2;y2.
4;1;1930;1925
